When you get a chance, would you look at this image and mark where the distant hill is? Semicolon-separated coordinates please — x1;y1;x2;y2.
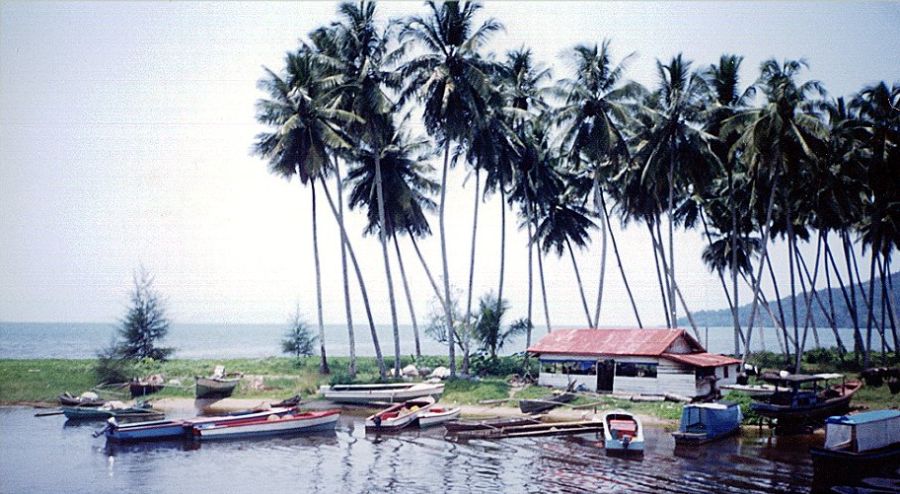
680;271;900;329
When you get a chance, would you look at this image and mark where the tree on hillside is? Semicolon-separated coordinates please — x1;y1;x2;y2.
116;269;173;361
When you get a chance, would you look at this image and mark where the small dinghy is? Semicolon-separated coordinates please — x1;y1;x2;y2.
58;391;105;407
602;411;644;455
672;402;742;446
100;417;188;442
193;409;340;439
195;365;241;399
63;401;162;421
365;397;435;432
417;405;461;428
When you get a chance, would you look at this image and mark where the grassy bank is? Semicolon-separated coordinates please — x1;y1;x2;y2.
1;356;896;423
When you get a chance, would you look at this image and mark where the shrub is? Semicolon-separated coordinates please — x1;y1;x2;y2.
282;308;316;358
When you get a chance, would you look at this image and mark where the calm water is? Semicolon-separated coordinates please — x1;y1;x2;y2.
2;407;897;493
0;322;877;359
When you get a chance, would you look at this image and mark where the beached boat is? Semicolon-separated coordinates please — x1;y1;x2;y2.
195;366;241;399
672;402;743;446
319;382;444;405
444;416;543;434
417;406;461;428
63;402;162;421
58;391;105;407
193;409;341;439
365;397;435;431
750;373;862;428
130;375;165;398
810;410;900;489
720;383;777;398
451;419;604;439
518;383;576;414
602;411;644;454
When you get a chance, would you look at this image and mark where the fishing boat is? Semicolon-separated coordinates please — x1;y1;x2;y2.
444;416;543;433
365;397;435;431
102;406;298;442
672;402;743;446
195;366;241;399
319;382;444;405
193;409;341;439
720;383;777;398
602;411;644;454
417;405;461;428
750;373;862;428
58;391;105;407
810;410;900;489
518;383;576;414
63;402;162;421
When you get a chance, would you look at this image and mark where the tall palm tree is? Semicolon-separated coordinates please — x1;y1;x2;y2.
555;40;642;327
400;1;502;377
252;48;360;375
727;59;827;366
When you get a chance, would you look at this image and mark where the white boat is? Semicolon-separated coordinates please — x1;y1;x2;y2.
720;383;777;397
810;410;900;489
602;410;644;454
365;397;435;431
320;382;444;404
417;405;461;428
193;409;341;439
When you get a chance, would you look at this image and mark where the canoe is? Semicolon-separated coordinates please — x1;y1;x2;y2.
444;416;543;433
193;409;341;439
58;392;105;407
195;377;240;399
102;406;297;442
811;410;900;489
672;402;742;446
602;411;644;455
518;392;575;414
365;397;435;431
320;382;444;405
417;406;461;428
63;404;163;421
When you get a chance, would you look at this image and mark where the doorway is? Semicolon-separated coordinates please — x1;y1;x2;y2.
597;359;615;392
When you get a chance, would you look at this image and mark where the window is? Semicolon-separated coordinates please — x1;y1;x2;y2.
724;365;729;379
615;362;657;378
540;360;597;375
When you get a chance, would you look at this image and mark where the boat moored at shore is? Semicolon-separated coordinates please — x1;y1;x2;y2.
320;382;444;405
602;411;644;455
672;402;742;446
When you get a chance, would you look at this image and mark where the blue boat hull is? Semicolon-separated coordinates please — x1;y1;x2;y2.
197;420;337;440
106;422;188;442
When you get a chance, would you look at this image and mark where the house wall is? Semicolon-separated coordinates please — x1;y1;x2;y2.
666;337;695;354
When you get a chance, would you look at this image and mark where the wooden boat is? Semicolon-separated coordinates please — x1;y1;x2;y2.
750;373;862;427
417;406;461;428
810;410;900;489
602;411;644;454
672;402;743;446
518;384;576;414
63;402;162;421
102;406;298;442
444;416;543;433
720;383;777;398
452;419;604;439
130;375;165;398
58;391;105;407
319;382;444;405
193;409;341;439
365;397;435;431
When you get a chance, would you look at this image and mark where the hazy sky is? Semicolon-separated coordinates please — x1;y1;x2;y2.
1;1;898;326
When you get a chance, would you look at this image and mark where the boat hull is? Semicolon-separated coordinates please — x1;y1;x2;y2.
418;407;461;428
602;412;645;455
672;425;740;446
106;420;188;442
321;383;444;405
194;411;340;439
444;416;542;433
195;378;239;399
365;398;435;431
63;406;162;421
518;393;575;414
811;444;900;488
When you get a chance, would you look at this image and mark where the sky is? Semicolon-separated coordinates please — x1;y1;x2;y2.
1;1;898;327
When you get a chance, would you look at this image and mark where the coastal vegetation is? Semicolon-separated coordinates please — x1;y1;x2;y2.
251;1;898;380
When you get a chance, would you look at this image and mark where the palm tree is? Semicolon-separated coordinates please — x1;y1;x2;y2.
472;292;528;359
400;1;503;377
727;59;827;366
555;40;642;327
252;48;360;375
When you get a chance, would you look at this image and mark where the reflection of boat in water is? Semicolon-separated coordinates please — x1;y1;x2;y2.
672;402;742;446
602;411;644;455
750;373;861;428
811;410;900;491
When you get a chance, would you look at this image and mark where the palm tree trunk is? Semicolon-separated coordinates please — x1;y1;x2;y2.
649;223;672;327
318;175;385;379
823;233;843;357
592;176;607;328
766;252;790;351
884;255;899;353
393;232;420;358
333;158;356;377
851;238;885;354
410;235;448;312
667;153;677;328
462;169;481;375
795;238;816;369
698;209;742;352
840;231;864;362
654;220;674;327
877;253;898;352
526;212;535;347
741;170;781;365
599;194;642;327
797;236;845;354
310;181;329;375
729;166;741;355
439;142;456;377
784;198;801;370
497;188;507;315
565;237;593;327
864;252;878;367
651;226;700;338
743;270;791;354
536;225;552;334
374;157;402;378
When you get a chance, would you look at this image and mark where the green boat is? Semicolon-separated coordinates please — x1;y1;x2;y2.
62;403;162;421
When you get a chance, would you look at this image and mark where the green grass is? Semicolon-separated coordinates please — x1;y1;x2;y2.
442;378;510;404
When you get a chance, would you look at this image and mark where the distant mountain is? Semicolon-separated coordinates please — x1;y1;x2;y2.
680;271;900;329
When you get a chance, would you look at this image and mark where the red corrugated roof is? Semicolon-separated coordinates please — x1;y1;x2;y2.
662;352;741;368
527;328;699;357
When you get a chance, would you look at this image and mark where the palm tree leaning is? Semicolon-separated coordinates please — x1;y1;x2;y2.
253;48;359;375
400;1;503;377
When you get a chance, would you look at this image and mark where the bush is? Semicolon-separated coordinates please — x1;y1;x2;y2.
469;352;538;377
282;308;316;358
94;340;134;384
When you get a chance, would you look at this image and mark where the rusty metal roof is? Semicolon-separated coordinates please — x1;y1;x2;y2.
662;352;741;368
527;328;696;357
